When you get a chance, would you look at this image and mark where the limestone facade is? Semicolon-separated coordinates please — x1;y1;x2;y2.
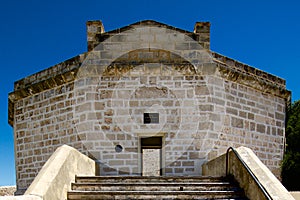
8;20;290;193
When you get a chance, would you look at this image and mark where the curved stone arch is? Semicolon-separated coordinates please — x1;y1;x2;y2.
103;48;197;77
73;25;225;175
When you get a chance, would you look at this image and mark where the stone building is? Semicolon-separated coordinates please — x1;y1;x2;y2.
8;20;291;194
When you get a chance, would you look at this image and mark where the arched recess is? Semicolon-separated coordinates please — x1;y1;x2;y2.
77;25;213;78
102;48;197;77
73;24;224;176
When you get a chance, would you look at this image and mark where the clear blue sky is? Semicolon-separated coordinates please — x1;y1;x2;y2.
0;0;299;186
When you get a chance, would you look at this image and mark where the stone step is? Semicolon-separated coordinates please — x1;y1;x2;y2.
68;176;248;200
75;176;226;183
67;190;247;200
71;182;237;192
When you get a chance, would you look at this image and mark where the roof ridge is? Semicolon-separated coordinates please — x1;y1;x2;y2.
104;19;192;35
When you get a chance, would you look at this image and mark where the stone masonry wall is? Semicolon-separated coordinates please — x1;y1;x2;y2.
13;82;83;192
15;67;285;188
10;21;290;192
211;75;286;177
73;72;212;176
13;64;286;190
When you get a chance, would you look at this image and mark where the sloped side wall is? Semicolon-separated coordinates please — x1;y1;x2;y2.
202;147;294;200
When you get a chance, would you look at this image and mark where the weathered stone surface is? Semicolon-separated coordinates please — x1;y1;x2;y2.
202;146;295;200
8;19;290;193
68;176;247;200
24;145;95;200
0;186;16;196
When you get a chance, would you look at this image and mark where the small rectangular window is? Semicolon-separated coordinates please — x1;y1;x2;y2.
143;113;159;124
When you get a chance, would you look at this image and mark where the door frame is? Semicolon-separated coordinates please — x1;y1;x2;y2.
137;133;166;176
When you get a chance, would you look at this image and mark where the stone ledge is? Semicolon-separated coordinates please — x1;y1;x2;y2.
0;195;41;200
212;51;286;88
8;54;86;126
202;146;295;200
217;62;291;100
13;54;87;91
290;192;300;200
0;186;16;196
24;145;95;199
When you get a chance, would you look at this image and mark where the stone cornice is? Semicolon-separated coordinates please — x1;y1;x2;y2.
211;52;286;88
8;54;87;126
216;61;291;100
8;50;291;126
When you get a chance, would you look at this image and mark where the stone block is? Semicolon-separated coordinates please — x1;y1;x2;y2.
195;85;209;95
275;112;285;120
257;124;266;133
175;43;189;50
199;105;214;112
231;117;243;128
175;168;184;173
226;107;238;115
109;160;124;166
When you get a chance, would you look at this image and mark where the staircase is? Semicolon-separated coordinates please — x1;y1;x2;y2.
67;176;248;200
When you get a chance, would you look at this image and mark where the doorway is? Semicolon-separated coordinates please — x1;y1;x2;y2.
140;136;163;176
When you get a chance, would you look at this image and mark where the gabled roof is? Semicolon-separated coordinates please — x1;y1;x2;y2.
106;20;193;35
92;20;203;47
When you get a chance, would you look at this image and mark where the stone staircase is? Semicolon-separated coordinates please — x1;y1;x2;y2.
67;176;248;200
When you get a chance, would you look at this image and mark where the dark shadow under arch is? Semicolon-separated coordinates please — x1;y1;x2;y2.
103;48;196;76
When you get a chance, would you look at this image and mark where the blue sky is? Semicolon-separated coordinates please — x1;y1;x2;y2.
0;0;299;186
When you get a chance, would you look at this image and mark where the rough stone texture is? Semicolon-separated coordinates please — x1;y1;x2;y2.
8;20;291;193
142;149;160;176
87;21;104;51
68;176;247;199
0;187;16;196
202;146;295;200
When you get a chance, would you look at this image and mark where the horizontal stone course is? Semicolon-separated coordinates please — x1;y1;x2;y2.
9;20;290;194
